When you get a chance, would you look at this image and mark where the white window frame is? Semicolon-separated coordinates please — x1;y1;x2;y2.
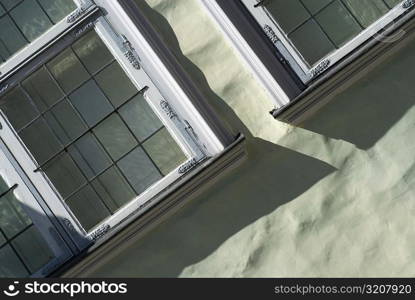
0;138;74;277
201;0;415;108
0;0;232;269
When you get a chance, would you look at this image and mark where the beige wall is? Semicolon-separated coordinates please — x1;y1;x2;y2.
84;0;415;277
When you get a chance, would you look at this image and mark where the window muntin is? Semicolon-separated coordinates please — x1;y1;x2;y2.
242;0;408;82
0;0;76;64
0;29;188;233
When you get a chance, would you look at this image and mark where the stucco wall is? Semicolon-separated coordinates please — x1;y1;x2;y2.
84;0;415;277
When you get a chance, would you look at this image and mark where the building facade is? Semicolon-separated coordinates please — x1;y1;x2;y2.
0;0;414;277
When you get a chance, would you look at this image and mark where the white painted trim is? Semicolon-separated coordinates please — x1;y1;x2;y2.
0;0;97;80
200;0;290;108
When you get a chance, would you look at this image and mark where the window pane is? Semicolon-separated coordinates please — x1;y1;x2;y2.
43;152;86;198
315;0;362;47
301;0;333;14
19;117;62;164
65;185;110;232
10;0;52;42
0;232;5;246
44;99;87;145
0;190;31;238
143;128;187;175
95;62;138;107
22;66;64;112
265;0;310;33
289;19;335;65
0;245;28;278
38;0;76;24
68;133;112;179
117;147;162;195
93;114;138;161
342;0;389;28
0;86;39;131
47;48;90;94
11;226;54;273
0;14;27;60
69;80;113;127
384;0;402;8
72;30;114;74
91;166;136;213
119;94;163;141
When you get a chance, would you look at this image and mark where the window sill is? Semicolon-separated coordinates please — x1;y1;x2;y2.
272;8;415;124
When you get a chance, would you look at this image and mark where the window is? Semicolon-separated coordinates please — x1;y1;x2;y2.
0;0;235;277
201;0;414;111
0;140;72;277
241;0;410;82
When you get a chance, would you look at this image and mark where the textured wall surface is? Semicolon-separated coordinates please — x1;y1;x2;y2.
85;0;415;277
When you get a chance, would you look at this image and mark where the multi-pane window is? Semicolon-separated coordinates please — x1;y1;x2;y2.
236;0;409;82
0;0;231;277
0;180;54;277
1;29;188;232
260;0;401;65
0;0;76;63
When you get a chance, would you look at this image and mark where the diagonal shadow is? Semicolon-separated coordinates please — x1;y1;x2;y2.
300;32;415;150
80;1;337;277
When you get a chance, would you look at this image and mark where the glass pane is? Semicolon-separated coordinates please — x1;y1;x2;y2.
68;132;112;179
95;62;138;107
301;0;333;14
119;94;163;141
9;0;52;42
0;14;27;61
47;48;90;93
0;179;7;194
0;4;5;15
69;80;113;127
19;117;62;164
143;128;187;175
315;0;362;47
65;185;110;232
0;0;20;10
117;147;162;195
342;0;389;28
43;152;86;198
22;66;64;111
72;30;114;74
0;232;6;246
265;0;310;33
11;226;54;273
44;99;87;145
0;245;28;277
289;19;335;65
91;166;136;213
0;190;31;238
38;0;76;24
0;87;39;131
93;114;138;161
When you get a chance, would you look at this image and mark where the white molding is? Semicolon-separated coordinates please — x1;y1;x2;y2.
200;0;290;108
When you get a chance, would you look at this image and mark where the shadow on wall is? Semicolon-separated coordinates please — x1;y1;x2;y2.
0;173;87;277
81;1;337;277
300;33;415;150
